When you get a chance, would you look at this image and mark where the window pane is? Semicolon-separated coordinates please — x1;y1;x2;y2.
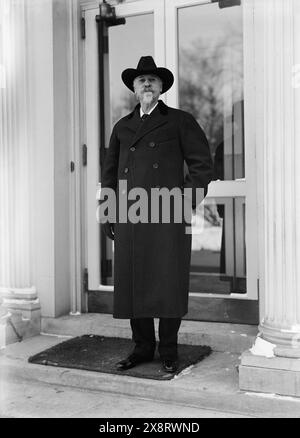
109;14;154;125
190;198;246;294
178;3;244;181
108;13;154;285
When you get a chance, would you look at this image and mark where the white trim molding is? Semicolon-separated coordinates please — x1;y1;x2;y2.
68;0;84;315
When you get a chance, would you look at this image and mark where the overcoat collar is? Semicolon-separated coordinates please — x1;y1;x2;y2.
125;100;169;148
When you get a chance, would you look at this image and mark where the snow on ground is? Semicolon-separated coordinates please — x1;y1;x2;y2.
191;218;222;252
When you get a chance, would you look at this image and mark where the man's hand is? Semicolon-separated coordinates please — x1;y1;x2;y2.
102;222;115;240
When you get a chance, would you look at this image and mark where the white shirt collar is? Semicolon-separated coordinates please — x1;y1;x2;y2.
140;101;159;117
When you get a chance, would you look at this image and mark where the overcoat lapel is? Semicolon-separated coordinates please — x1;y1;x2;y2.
125;101;169;149
125;106;141;135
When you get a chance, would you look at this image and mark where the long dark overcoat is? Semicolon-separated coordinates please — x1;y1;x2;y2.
101;100;213;318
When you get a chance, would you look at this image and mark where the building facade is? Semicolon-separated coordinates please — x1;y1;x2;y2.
1;0;300;396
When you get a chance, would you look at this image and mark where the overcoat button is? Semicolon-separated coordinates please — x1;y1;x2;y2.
130;147;136;152
153;163;159;169
124;167;129;174
149;142;155;148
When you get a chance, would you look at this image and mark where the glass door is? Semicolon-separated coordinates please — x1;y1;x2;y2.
102;0;165;288
165;0;258;302
83;0;165;291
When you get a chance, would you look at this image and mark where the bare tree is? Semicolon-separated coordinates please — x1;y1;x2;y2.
179;29;243;156
112;90;137;125
179;29;243;226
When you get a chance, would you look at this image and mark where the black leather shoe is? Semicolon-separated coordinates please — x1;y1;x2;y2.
116;354;153;371
162;359;178;373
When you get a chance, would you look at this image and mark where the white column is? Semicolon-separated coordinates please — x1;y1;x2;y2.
256;0;300;357
238;0;300;397
0;0;39;339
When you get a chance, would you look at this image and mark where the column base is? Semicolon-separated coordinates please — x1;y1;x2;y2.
260;321;300;358
0;287;41;347
239;350;300;398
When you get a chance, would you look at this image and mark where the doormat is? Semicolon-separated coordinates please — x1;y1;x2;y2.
28;335;211;380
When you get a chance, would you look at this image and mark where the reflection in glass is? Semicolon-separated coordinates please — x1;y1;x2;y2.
109;14;154;125
108;13;154;285
178;3;244;180
190;198;246;294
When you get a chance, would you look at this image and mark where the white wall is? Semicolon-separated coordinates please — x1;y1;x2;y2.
28;0;72;317
27;0;55;316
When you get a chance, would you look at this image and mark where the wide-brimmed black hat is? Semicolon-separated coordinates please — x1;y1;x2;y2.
121;56;174;94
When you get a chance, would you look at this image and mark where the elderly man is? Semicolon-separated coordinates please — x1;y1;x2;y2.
101;56;213;373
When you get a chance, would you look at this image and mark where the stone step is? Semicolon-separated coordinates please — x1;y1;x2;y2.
2;334;300;418
41;313;258;354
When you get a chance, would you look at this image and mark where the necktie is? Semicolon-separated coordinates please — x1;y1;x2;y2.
141;113;149;121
